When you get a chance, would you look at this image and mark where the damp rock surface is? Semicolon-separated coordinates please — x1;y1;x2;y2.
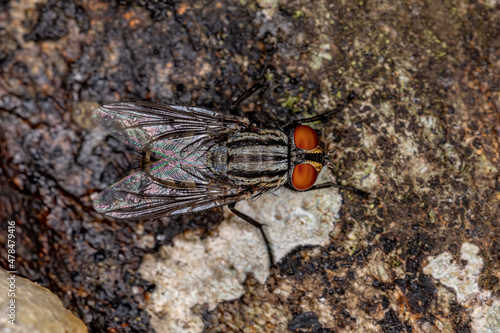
0;1;499;332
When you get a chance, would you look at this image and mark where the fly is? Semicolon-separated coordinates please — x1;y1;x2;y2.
92;82;368;267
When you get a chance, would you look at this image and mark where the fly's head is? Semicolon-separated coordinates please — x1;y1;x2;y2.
289;125;327;191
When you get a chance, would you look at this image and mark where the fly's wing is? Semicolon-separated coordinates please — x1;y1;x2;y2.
92;102;251;219
93;168;247;219
92;102;250;157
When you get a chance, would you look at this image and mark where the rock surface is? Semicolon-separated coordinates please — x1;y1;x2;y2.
0;268;87;333
0;0;499;332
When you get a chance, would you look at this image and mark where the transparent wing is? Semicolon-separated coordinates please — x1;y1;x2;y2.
93;169;247;219
92;102;250;158
92;102;251;219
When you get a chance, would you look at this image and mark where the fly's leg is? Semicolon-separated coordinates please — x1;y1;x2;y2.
303;183;369;198
228;202;276;268
285;183;369;198
230;81;264;112
283;92;356;129
230;58;269;115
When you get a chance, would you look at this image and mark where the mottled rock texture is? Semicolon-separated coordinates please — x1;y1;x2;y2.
0;0;499;332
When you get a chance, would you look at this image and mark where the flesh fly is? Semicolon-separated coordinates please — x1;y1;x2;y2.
92;87;367;267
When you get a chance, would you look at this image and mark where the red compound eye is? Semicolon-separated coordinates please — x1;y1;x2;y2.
294;125;319;150
292;163;318;190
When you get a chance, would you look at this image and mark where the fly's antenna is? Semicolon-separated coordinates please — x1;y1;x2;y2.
324;149;339;172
